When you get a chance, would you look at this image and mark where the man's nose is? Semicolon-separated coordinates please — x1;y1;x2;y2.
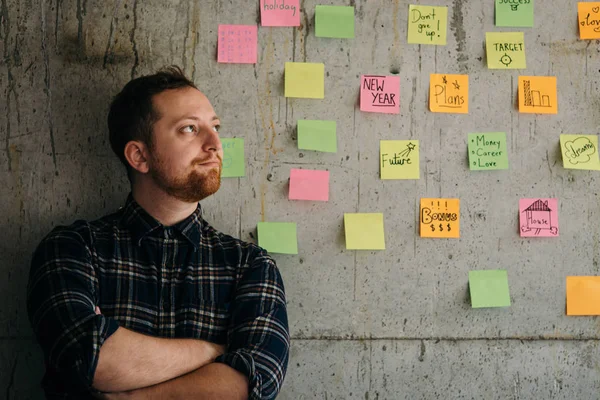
202;126;221;153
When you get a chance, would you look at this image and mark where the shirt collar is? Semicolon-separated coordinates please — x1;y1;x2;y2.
120;194;204;249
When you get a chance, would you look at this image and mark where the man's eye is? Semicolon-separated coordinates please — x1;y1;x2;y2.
213;125;221;133
182;125;196;133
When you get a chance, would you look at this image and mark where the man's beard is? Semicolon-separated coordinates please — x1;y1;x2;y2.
149;152;222;203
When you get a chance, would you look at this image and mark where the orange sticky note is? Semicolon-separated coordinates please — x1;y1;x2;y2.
429;74;469;114
578;3;600;39
289;169;329;201
419;198;460;238
518;76;557;114
566;276;600;316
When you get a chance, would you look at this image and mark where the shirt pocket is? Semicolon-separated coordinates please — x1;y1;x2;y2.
175;299;231;344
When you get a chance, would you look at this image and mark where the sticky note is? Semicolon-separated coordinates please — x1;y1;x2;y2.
284;62;325;99
217;25;258;64
289;169;329;201
260;0;300;27
560;135;600;170
220;138;245;178
578;2;600;39
567;276;600;316
315;5;355;38
407;5;448;45
468;133;509;171
360;75;400;114
429;74;469;113
344;213;385;250
419;198;460;238
495;0;534;27
380;140;420;180
469;270;511;308
486;32;526;69
257;222;298;254
297;120;337;153
518;76;557;114
519;198;559;237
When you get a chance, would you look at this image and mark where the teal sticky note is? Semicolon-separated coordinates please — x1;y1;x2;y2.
221;138;245;178
469;270;511;308
468;132;508;171
257;222;298;254
495;0;534;27
315;5;355;38
298;120;337;153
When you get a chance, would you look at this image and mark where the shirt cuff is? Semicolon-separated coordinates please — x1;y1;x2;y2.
215;350;262;399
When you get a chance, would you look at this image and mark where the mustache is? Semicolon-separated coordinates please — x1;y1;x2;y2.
192;154;223;166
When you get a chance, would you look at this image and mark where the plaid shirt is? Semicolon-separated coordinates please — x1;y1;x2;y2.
27;195;289;399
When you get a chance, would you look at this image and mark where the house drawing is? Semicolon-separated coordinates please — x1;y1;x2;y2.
521;199;558;235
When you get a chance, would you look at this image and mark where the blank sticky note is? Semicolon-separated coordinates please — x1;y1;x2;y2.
260;0;300;27
315;5;355;38
567;276;600;315
257;222;298;254
220;138;245;178
560;134;600;170
289;169;329;201
519;198;559;237
407;5;448;45
297;120;337;153
344;213;385;250
285;62;325;99
518;76;557;114
495;0;534;27
486;32;526;69
429;74;469;113
217;25;258;64
420;198;460;238
468;132;509;171
380;140;420;180
578;2;600;39
469;270;511;308
360;75;400;114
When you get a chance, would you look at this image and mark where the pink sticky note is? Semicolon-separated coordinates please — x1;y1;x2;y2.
289;169;330;201
519;198;559;237
260;0;300;27
360;75;400;114
217;25;258;64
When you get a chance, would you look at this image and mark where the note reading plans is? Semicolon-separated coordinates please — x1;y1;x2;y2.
289;169;330;201
260;0;300;27
360;75;400;114
468;132;508;171
220;138;245;178
560;134;600;170
469;270;511;308
380;140;420;180
419;198;460;238
257;222;298;254
407;5;448;45
344;213;386;250
315;5;355;38
486;32;526;69
495;0;534;27
429;74;468;113
285;62;325;99
218;25;258;64
297;120;337;153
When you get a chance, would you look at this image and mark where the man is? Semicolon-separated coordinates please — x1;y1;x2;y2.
27;66;289;399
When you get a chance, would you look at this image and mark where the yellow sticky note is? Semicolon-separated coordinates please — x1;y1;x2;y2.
429;74;469;113
420;198;460;238
380;140;420;180
407;5;448;45
485;32;526;69
578;2;600;39
344;213;386;250
560;134;600;170
567;276;600;316
518;76;557;114
284;62;325;99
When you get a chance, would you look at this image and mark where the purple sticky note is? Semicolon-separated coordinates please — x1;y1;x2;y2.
217;25;258;64
289;169;330;201
360;75;400;114
260;0;300;27
519;198;559;237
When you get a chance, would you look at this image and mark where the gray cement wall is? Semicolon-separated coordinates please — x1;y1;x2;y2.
2;0;600;398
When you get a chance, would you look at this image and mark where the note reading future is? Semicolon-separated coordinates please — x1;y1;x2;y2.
380;140;420;180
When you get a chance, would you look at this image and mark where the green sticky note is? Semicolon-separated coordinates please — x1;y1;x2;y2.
220;138;245;178
560;134;600;170
315;5;355;38
469;270;511;308
257;222;298;254
486;32;526;69
496;0;534;27
468;132;509;171
284;62;325;99
298;120;337;153
407;5;448;45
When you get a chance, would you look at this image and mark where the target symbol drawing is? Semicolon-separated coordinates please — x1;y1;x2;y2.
499;53;513;67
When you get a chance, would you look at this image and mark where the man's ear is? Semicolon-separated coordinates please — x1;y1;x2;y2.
124;140;151;175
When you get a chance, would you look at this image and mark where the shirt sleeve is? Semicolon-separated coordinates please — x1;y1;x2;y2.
215;250;290;400
26;226;120;393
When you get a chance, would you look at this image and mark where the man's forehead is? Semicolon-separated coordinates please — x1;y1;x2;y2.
153;87;217;119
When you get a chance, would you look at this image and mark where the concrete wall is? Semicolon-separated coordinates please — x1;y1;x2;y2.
2;0;599;398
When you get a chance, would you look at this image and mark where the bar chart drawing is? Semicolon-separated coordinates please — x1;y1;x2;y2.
523;80;552;108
